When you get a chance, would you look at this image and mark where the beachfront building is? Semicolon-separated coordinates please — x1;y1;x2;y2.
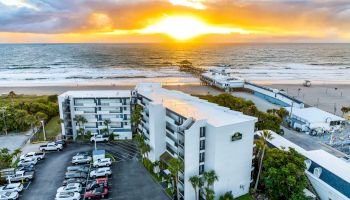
58;90;132;140
200;68;305;108
259;130;350;200
200;71;245;91
135;83;257;200
285;107;345;133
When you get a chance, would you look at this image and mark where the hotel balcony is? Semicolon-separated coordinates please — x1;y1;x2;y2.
74;111;84;115
97;110;110;114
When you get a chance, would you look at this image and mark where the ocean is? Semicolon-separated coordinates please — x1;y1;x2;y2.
0;43;350;86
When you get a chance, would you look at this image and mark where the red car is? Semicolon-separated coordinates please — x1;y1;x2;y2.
84;186;109;199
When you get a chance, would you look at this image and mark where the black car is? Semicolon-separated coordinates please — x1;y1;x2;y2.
67;165;89;173
63;178;87;186
65;171;87;179
86;180;108;191
16;165;35;172
55;140;66;147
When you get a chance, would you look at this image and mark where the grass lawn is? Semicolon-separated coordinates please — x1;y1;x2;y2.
36;116;61;141
236;194;254;200
0;94;51;104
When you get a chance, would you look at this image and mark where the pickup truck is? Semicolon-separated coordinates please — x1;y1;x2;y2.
39;142;63;151
6;170;34;182
90;135;109;142
20;152;45;161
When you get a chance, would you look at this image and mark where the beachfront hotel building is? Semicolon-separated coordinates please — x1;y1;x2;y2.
135;83;257;200
58;84;257;199
58;90;133;140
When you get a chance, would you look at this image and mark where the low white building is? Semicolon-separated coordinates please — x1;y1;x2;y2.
285;107;345;132
58;90;132;140
260;131;350;200
135;83;257;200
200;72;245;90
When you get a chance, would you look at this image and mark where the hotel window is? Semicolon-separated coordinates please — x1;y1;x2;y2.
199;152;205;162
200;127;206;137
199;164;204;175
200;140;205;150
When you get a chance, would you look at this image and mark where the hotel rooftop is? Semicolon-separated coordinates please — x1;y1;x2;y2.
136;83;256;127
59;90;131;98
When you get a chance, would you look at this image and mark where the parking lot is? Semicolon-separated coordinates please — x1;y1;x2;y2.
20;141;169;200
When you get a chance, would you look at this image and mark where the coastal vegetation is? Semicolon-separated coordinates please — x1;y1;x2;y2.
0;92;59;135
195;93;287;132
253;130;312;200
0;147;22;184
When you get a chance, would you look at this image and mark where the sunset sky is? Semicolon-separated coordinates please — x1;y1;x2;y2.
1;0;350;43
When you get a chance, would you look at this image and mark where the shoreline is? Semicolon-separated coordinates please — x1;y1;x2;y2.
1;81;348;116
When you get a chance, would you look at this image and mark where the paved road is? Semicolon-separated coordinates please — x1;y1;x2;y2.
20;142;170;200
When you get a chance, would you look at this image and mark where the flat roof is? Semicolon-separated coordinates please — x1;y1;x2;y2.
285;107;345;123
59;90;131;98
136;83;257;127
202;72;244;83
259;131;350;184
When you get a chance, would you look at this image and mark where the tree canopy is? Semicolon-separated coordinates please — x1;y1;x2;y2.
261;148;310;200
195;93;285;132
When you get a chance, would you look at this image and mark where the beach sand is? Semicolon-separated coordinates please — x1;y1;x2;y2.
0;83;349;116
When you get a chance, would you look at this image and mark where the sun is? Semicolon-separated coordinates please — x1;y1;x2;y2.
138;16;250;40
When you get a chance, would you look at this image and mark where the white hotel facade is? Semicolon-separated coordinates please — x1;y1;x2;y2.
58;84;257;200
58;90;133;140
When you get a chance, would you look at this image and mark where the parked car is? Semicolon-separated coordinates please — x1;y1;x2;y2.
55;192;81;200
55;140;67;147
16;165;35;172
39;142;63;151
20;152;45;161
89;167;111;178
65;172;87;179
93;158;112;167
0;183;23;193
66;165;89;173
62;178;87;186
57;183;82;193
86;178;108;191
72;156;92;165
6;171;34;182
0;191;19;200
18;157;37;167
84;186;108;199
90;135;109;143
0;169;15;178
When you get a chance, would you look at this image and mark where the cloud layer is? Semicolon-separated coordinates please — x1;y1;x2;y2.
0;0;350;42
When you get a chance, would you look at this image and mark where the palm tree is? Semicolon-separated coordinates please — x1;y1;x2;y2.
203;170;218;189
74;115;87;136
8;91;16;106
254;130;273;192
168;158;183;197
103;119;111;135
189;175;202;200
204;187;215;200
12;148;22;158
341;106;349;116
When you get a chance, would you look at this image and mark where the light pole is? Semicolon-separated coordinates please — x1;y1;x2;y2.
41;120;46;141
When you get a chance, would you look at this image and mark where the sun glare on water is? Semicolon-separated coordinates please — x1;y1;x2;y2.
138;16;250;40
